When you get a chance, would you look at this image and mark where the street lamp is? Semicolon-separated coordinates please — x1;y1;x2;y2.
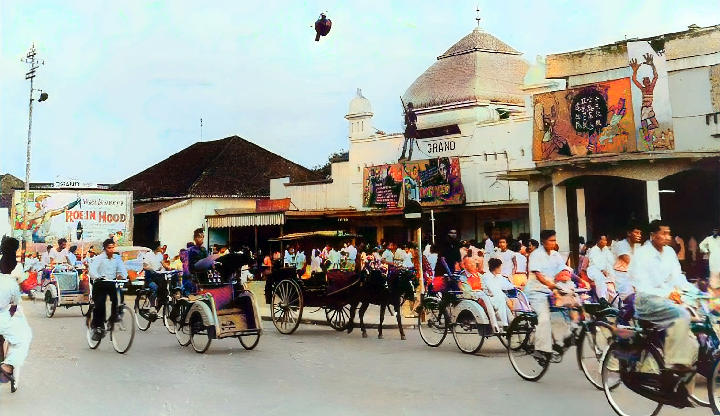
21;43;48;255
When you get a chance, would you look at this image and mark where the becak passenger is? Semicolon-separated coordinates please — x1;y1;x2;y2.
482;258;515;328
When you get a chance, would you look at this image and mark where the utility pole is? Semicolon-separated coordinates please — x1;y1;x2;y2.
21;43;45;253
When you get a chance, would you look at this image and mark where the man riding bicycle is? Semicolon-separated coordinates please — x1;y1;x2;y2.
628;220;699;373
142;241;168;312
89;238;128;341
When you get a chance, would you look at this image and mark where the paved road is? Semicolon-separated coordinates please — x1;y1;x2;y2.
0;299;708;416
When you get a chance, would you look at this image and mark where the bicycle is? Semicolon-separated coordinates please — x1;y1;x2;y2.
507;289;619;385
600;291;720;416
85;279;136;354
134;270;181;334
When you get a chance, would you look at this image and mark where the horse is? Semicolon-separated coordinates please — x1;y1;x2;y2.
346;266;417;340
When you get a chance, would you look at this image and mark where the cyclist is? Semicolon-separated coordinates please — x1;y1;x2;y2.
142;241;167;312
89;238;127;341
526;229;575;360
628;220;699;373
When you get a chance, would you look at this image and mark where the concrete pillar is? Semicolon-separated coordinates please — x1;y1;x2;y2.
529;191;541;240
576;188;587;241
646;180;661;221
552;185;570;254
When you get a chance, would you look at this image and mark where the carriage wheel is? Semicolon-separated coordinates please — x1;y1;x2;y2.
239;333;260;350
507;314;550;381
417;296;448;347
45;291;57;318
134;293;153;332
110;305;136;354
601;342;663;416
271;280;303;334
325;305;351;331
190;312;212;354
452;308;484;354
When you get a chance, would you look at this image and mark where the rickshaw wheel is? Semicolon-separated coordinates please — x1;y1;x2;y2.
417;296;448;347
45;291;57;318
325;304;351;331
271;280;303;335
239;333;260;350
452;308;484;354
174;320;191;347
190;312;212;353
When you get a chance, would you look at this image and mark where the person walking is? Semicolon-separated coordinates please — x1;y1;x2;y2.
699;227;720;294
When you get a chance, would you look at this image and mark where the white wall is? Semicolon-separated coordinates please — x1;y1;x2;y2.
0;208;9;238
158;197;255;256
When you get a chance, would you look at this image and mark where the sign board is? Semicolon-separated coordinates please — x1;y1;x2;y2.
363;157;465;208
53;180;100;189
255;198;291;212
11;189;133;246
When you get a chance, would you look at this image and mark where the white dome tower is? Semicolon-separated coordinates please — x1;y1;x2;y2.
345;88;373;140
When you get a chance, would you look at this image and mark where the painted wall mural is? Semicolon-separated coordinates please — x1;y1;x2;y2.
362;157;465;208
627;41;675;151
533;78;637;161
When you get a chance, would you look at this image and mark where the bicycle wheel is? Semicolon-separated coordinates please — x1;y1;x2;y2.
163;303;176;334
709;358;720;414
80;303;90;317
576;323;613;389
134;293;152;331
111;305;135;354
417;297;448;347
85;307;100;350
452;308;484;354
689;369;710;408
45;290;57;318
190;311;212;354
239;333;260;350
601;343;663;416
174;320;191;347
507;314;550;381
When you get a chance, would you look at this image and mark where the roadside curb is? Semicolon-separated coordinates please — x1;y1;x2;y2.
259;315;416;330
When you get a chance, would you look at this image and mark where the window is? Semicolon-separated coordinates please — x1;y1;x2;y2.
497;109;510;120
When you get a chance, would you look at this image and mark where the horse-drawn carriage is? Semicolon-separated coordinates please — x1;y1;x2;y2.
171;252;262;353
42;263;90;318
265;231;363;335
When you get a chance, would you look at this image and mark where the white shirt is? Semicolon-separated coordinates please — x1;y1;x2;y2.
528;248;570;280
89;253;128;280
295;251;306;270
699;236;720;272
482;272;514;298
40;251;51;267
425;252;438;273
344;245;357;261
628;242;694;298
587;245;614;272
494;250;516;277
484;238;495;254
142;251;164;271
402;250;414;268
514;252;527;274
49;248;68;264
0;273;21;313
381;249;394;264
612;238;638;272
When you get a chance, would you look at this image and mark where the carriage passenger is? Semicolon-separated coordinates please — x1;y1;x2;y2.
481;258;515;328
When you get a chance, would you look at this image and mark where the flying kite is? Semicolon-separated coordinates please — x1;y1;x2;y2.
314;13;332;42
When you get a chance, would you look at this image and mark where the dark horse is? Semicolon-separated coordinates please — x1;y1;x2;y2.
346;266;417;340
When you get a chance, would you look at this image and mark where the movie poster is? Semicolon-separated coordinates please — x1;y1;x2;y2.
362;157;465;208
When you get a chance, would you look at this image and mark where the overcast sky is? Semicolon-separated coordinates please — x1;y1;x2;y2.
1;1;719;184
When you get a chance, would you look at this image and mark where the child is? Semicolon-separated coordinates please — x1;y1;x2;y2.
482;258;515;328
553;269;580;307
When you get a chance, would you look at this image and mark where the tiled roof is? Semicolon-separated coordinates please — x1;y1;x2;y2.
114;136;320;200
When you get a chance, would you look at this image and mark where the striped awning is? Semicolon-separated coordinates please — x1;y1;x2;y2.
206;212;285;228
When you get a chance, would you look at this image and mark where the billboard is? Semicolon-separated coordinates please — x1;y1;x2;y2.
362;157;465;208
11;189;133;245
627;41;675;151
533;78;637;161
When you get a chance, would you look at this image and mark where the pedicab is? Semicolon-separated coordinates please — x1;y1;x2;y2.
173;252;262;353
416;259;531;354
264;231;362;335
42;263;91;318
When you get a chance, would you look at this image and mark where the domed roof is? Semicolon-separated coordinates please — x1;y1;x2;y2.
403;28;528;110
347;88;372;116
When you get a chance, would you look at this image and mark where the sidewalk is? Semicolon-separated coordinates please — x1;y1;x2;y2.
248;281;417;330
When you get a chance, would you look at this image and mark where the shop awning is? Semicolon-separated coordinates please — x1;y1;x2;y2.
206;212;285;228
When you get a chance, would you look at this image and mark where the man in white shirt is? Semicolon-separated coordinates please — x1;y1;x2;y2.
142;241;167;310
699;227;720;294
482;258;515;328
629;220;698;372
40;245;52;267
49;238;69;264
526;230;574;358
587;235;615;301
0;236;32;384
89;238;128;340
493;238;517;278
612;225;643;299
